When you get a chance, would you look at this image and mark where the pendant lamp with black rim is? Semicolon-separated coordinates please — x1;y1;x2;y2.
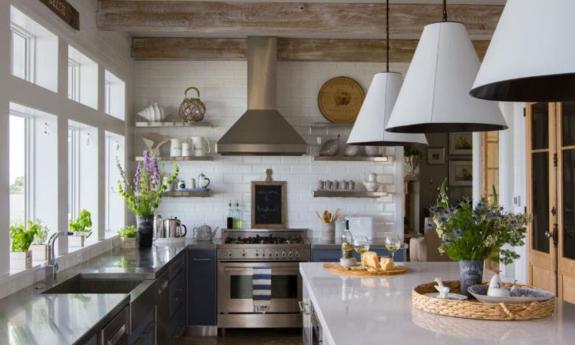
346;0;427;146
471;0;575;102
385;0;507;133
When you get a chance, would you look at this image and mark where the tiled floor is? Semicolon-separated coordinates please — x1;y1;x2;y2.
180;329;302;345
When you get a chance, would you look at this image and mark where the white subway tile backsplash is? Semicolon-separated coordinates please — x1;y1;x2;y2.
134;61;407;237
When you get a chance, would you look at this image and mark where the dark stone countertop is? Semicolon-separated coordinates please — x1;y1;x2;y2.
0;242;190;345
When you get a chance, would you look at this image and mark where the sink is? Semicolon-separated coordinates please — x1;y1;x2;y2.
42;274;144;294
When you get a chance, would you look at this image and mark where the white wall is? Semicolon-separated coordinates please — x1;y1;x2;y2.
0;0;132;278
133;61;410;238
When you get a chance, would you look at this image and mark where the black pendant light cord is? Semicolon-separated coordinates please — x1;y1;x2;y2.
386;0;390;72
442;0;448;22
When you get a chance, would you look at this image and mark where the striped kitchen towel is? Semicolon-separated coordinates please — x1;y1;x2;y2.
252;267;272;313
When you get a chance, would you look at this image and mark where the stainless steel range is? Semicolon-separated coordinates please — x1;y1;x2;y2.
217;229;310;329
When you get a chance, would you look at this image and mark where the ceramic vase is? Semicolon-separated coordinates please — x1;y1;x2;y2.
459;260;484;295
137;216;154;247
30;244;50;261
11;250;32;270
121;237;138;249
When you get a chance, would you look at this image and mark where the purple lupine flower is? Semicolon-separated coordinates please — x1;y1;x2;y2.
151;158;160;190
134;161;143;193
116;158;127;186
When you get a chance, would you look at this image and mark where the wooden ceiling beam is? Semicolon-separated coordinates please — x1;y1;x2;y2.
100;1;502;40
132;37;490;62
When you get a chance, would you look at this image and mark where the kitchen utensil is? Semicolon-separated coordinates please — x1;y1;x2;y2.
317;180;325;191
179;87;206;123
424;292;468;301
193;224;219;242
319;135;340;156
197;173;211;189
190;136;211;156
163;217;187;238
189;178;197;189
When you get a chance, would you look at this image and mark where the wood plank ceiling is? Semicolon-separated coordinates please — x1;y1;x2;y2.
96;1;503;62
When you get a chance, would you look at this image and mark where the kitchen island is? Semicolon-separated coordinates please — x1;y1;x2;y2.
300;262;575;345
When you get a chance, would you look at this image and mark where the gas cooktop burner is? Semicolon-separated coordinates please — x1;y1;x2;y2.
224;234;304;245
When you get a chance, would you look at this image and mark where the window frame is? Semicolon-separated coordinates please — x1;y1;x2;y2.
10;22;36;82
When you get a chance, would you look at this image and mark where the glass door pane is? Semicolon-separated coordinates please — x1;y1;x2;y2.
532;152;550;253
562;150;575;259
532;103;549;150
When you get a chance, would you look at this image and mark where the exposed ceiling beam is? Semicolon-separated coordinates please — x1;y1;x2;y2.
132;37;490;62
99;1;502;40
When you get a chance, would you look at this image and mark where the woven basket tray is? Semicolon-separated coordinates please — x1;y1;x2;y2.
412;280;555;321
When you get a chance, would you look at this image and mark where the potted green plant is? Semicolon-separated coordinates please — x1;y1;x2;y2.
117;151;178;247
69;209;93;248
118;225;138;249
10;221;40;270
30;220;51;261
404;146;421;177
430;181;530;295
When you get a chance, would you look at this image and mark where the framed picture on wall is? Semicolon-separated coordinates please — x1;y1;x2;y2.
449;132;473;155
427;147;446;165
449;160;473;187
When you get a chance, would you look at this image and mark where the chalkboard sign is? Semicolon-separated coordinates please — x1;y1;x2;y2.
251;181;287;228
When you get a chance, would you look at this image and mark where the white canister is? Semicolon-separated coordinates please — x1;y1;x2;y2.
367;173;377;182
181;142;190;157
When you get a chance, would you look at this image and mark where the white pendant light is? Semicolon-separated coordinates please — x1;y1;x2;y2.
471;0;575;102
386;1;507;133
347;0;427;146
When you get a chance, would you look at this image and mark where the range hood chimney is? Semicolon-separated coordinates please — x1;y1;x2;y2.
216;37;307;155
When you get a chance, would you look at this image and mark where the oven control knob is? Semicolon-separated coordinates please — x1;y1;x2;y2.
242;252;246;257
275;252;279;257
228;251;232;257
282;251;286;257
288;251;293;257
295;251;300;258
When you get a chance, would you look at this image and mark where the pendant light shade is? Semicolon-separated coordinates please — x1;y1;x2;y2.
386;22;507;133
347;72;427;146
470;0;575;102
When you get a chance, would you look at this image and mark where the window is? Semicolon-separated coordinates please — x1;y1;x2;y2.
10;6;58;92
9;103;58;269
68;121;98;249
104;70;126;120
68;46;98;109
105;132;125;237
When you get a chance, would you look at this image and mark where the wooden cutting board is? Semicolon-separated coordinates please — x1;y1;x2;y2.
323;263;408;276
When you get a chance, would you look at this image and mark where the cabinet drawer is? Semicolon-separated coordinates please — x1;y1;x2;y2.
169;253;185;281
169;306;187;345
101;307;129;345
169;271;186;319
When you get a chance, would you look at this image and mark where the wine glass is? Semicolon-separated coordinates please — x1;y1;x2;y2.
353;235;370;266
384;232;402;263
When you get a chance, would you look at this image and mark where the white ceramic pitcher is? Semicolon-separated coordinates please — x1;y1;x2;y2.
190;136;211;156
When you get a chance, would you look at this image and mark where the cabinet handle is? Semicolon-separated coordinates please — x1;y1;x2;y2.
192;258;211;262
298;301;311;315
107;324;126;345
158;280;169;295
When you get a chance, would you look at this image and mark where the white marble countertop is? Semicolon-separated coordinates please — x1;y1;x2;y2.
300;262;575;345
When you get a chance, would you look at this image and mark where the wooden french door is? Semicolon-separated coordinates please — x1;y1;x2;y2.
526;102;575;303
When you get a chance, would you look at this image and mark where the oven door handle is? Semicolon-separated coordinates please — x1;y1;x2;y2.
298;300;312;315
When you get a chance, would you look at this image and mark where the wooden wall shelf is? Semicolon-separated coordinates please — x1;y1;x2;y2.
313;191;389;198
135;121;212;128
135;156;214;161
162;191;212;197
314;156;392;162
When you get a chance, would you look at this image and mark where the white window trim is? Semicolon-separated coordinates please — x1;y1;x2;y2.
10;111;36;224
68;126;81;221
10;22;36;83
68;57;81;102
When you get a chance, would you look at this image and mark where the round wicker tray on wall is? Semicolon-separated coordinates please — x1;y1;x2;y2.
412;280;555;321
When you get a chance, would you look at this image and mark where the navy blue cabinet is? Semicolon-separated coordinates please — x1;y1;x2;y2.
311;248;405;262
187;249;217;326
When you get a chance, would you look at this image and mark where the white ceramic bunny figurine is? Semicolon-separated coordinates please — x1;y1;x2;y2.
487;273;511;297
434;278;450;299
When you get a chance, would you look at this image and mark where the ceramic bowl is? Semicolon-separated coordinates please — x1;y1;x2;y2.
468;284;555;304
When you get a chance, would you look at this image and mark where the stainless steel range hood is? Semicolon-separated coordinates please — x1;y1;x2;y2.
216;37;307;156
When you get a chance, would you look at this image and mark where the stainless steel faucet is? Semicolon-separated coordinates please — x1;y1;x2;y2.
47;232;60;282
